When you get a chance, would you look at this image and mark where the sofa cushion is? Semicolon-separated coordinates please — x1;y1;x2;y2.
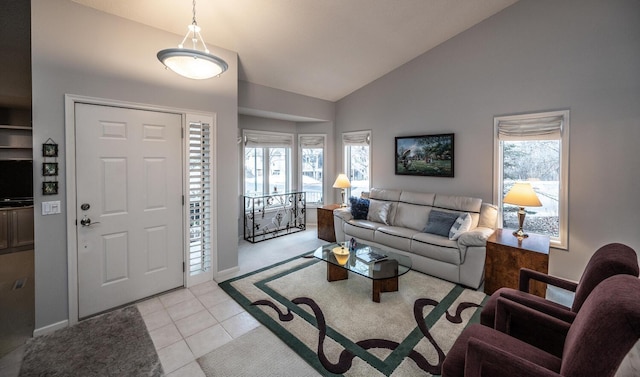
349;196;369;220
449;212;472;240
344;220;379;241
367;199;391;224
394;202;431;231
423;210;459;237
434;195;482;228
374;226;415;251
411;232;461;265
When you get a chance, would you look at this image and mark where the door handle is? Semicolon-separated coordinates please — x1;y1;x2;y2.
80;217;100;227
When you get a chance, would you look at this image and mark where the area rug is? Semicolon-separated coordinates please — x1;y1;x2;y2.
217;252;487;376
198;325;321;377
19;306;163;377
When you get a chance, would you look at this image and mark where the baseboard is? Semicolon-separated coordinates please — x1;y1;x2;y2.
33;319;69;337
214;266;240;282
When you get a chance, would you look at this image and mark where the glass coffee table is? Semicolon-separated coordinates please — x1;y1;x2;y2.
313;242;412;302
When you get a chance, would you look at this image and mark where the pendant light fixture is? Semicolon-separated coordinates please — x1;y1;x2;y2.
157;0;228;80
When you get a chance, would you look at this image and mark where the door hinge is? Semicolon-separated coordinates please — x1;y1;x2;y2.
182;195;185;206
181;127;184;139
183;262;185;272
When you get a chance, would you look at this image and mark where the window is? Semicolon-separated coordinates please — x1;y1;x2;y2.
243;130;293;195
494;110;569;249
188;119;212;276
343;130;371;198
299;134;325;205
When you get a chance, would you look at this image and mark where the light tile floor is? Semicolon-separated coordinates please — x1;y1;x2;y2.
0;227;325;376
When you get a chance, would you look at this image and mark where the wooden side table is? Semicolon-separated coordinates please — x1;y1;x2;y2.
317;204;341;242
484;229;550;298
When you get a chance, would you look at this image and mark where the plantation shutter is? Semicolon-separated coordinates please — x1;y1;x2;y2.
188;121;212;275
497;115;564;141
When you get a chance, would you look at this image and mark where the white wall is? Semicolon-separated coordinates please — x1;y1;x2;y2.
31;0;238;330
335;0;640;281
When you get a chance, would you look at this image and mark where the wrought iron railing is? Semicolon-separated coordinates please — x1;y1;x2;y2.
243;191;306;243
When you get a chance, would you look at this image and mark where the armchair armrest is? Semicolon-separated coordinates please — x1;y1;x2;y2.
457;227;494;247
519;268;578;293
494;297;572;336
465;337;560;377
498;290;576;323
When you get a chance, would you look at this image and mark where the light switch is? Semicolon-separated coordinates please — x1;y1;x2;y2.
42;200;61;215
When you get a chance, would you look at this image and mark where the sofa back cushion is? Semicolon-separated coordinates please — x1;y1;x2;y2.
393;191;436;230
369;188;401;224
433;195;482;229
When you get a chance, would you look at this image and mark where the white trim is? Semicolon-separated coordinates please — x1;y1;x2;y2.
64;94;217;325
493;109;569;249
213;266;240;282
33;319;69;337
298;133;326;205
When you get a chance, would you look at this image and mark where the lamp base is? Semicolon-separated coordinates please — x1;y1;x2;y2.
512;206;529;239
340;190;347;207
512;228;529;239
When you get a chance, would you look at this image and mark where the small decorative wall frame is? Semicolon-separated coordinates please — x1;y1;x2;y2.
395;133;455;177
42;139;59;157
42;181;58;195
42;162;59;177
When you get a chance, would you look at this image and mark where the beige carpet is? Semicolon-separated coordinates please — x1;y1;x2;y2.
198;326;321;377
216;253;487;376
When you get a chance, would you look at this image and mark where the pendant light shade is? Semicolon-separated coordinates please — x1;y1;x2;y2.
157;1;228;80
157;48;228;80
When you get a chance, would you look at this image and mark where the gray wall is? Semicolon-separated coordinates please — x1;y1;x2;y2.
32;0;238;329
335;0;640;281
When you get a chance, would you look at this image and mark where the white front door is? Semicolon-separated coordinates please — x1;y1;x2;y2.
75;103;184;318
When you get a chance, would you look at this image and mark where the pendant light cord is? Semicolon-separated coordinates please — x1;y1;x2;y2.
192;0;198;27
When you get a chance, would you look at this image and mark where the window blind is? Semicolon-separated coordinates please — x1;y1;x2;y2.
299;134;325;148
497;115;564;140
342;131;371;146
244;131;293;147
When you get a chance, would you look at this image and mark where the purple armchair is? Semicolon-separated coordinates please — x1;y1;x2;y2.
480;242;639;356
442;274;640;377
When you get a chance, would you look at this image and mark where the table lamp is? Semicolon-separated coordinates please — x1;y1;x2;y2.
503;182;542;238
332;174;351;207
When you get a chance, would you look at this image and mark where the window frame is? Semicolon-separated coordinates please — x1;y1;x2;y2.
493;110;570;249
298;134;326;206
342;130;371;199
242;129;293;196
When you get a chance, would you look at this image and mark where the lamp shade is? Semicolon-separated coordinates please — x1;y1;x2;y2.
504;182;542;207
332;174;351;189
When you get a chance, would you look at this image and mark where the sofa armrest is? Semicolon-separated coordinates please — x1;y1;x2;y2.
333;207;352;242
333;207;352;222
457;227;494;247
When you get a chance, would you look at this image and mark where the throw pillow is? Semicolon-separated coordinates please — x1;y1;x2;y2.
423;210;459;237
349;196;369;220
449;212;472;240
367;199;392;225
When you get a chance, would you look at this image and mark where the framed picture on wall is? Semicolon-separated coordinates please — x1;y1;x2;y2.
42;181;58;195
42;162;59;176
42;142;58;158
395;133;454;177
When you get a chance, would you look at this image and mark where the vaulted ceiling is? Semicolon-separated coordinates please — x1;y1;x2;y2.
71;0;518;102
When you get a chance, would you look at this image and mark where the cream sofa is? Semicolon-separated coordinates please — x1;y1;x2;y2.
333;188;498;289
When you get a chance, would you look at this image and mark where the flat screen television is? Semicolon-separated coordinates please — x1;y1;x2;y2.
0;160;33;200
